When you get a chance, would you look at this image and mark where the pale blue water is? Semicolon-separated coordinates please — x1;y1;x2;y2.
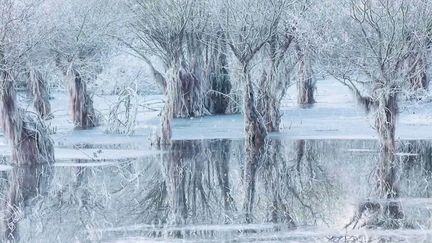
1;138;432;242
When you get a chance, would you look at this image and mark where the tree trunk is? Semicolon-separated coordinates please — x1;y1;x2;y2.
29;69;52;119
167;64;205;118
206;32;232;114
257;34;293;132
243;66;267;148
257;68;287;132
0;70;54;165
258;70;276;132
295;45;315;106
66;66;98;129
157;66;178;145
242;64;267;223
157;62;208;145
158;102;173;145
170;33;207;119
375;93;403;228
375;93;398;196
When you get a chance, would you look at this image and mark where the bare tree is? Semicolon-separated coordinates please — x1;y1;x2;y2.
323;0;432;228
292;1;318;106
0;0;55;165
50;0;119;129
221;0;290;222
222;0;286;145
326;0;429;158
129;0;210;144
257;24;296;132
295;43;315;106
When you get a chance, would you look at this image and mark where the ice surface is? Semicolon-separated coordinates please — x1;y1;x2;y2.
0;77;431;162
0;78;431;243
2;77;432;152
172;78;432;140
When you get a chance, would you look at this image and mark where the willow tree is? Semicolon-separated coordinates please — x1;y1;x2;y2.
291;0;326;107
324;0;432;227
50;0;119;129
295;43;315;106
130;0;210;144
0;0;55;166
221;0;289;223
257;23;296;132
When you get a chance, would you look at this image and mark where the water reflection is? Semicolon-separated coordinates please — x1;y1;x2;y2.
1;139;432;242
1;164;53;242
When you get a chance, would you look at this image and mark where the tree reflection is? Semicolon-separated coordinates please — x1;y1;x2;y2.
155;140;236;237
259;139;335;227
1;165;53;242
7;139;432;241
148;138;337;237
346;142;405;230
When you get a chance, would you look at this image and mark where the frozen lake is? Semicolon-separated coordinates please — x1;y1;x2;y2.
1;138;432;242
1;79;432;242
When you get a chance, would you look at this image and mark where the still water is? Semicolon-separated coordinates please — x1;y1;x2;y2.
1;139;432;242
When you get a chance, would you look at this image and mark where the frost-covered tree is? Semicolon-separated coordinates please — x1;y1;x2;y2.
222;0;288;146
326;0;429;161
129;0;210;144
0;0;55;165
129;0;302;143
50;0;119;129
323;0;432;228
220;0;293;223
256;13;297;132
291;1;318;106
